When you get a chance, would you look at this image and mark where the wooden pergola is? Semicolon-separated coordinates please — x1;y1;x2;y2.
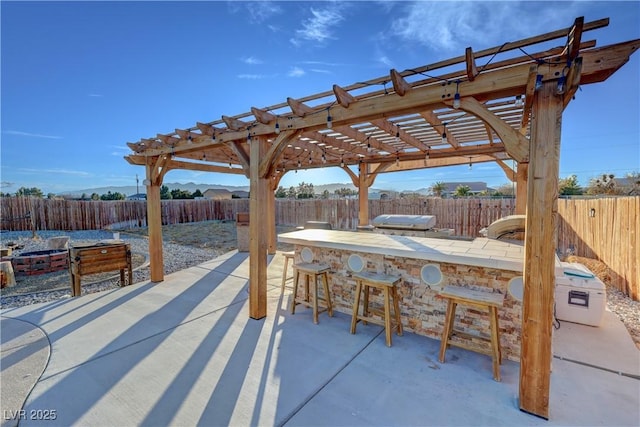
125;17;639;419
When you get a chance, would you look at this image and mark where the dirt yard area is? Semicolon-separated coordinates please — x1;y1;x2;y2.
123;221;298;252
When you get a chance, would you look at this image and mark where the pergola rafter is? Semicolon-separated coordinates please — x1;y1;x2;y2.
123;16;639;420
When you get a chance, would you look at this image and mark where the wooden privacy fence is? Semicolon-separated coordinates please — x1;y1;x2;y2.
0;197;514;235
1;196;637;299
557;197;639;301
275;198;516;235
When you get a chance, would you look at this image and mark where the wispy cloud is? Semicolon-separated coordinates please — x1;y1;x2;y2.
110;145;130;156
242;56;263;65
248;1;282;23
291;6;345;46
18;167;91;176
229;1;282;24
310;68;332;75
301;60;345;67
389;1;577;51
88;93;103;97
288;67;305;77
3;130;63;140
377;54;393;68
237;74;267;80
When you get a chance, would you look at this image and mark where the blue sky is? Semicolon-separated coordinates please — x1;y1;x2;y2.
2;1;639;195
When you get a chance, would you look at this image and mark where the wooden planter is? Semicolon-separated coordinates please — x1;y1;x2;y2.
69;243;132;297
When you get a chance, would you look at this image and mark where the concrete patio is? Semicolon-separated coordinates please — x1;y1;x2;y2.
1;250;638;426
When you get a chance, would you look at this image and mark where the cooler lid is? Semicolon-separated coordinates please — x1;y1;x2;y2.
555;262;605;291
560;262;597;278
556;275;606;291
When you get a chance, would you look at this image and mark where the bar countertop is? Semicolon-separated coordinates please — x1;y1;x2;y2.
278;229;525;272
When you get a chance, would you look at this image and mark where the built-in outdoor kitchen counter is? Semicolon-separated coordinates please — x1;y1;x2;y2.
278;229;525;361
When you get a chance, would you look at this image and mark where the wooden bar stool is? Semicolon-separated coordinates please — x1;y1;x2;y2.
291;262;333;324
438;285;505;381
350;271;403;347
280;251;295;294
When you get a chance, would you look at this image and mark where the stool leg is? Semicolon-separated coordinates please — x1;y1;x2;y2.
392;286;403;336
281;255;290;294
291;269;300;314
383;287;392;347
493;307;502;364
322;272;333;317
350;280;362;334
304;273;310;303
362;285;370;325
489;306;501;382
439;299;456;363
311;274;318;325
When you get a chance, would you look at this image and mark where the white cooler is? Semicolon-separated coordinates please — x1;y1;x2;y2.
555;263;606;327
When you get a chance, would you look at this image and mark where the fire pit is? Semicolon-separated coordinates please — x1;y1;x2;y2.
371;214;455;238
10;249;69;276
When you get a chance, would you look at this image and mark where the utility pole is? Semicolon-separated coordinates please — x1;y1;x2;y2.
136;174;139;196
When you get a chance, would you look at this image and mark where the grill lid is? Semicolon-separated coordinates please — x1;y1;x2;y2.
371;214;436;231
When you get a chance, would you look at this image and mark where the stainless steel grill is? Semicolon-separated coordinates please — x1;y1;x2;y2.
371;214;454;238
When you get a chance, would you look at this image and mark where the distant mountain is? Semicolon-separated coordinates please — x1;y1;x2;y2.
59;182;374;197
59;182;250;197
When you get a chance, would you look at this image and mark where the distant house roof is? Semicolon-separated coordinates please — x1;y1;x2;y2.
127;193;147;200
231;190;249;198
440;182;489;194
203;188;232;199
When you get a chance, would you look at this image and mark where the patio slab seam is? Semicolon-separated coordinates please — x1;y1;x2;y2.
0;317;52;427
552;354;640;380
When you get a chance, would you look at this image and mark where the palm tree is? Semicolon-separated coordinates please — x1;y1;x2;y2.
454;185;472;197
430;182;447;197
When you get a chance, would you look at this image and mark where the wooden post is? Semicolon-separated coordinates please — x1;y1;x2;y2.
146;180;164;282
358;162;369;226
249;137;269;319
515;163;529;215
519;81;562;419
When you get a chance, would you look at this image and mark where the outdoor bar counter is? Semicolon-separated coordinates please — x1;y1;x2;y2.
278;229;525;361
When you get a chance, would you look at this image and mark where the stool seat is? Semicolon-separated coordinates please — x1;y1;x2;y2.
352;271;400;286
280;251;295;294
439;285;505;307
294;262;331;274
291;262;333;324
438;285;505;381
350;272;403;347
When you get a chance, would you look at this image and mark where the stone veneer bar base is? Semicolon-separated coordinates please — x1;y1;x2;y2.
280;230;524;361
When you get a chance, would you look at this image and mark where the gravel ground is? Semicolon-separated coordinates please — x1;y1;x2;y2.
1;224;638;349
1;228;222;309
